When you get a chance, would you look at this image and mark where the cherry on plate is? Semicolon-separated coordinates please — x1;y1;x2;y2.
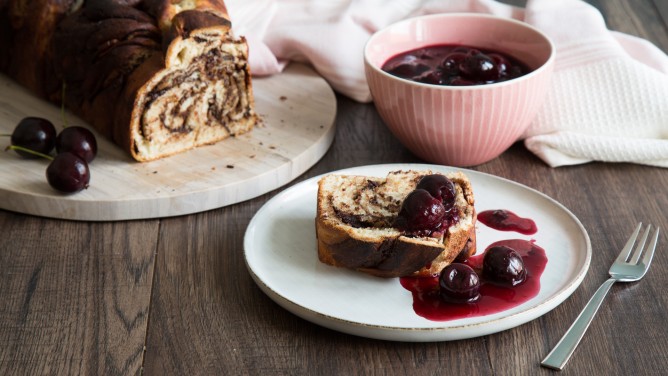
439;263;481;303
482;245;527;286
416;174;456;210
394;189;445;232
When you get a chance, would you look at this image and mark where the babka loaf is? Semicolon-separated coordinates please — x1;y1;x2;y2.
0;0;257;161
316;170;477;278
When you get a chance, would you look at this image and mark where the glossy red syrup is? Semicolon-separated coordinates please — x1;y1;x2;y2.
399;239;547;321
477;209;538;235
381;44;530;86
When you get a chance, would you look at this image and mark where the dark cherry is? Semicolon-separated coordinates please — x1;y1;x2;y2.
384;62;430;80
46;152;90;193
382;44;529;87
9;117;57;158
56;126;98;163
439;263;481;303
415;70;445;85
459;50;500;81
441;52;467;75
482;245;527;286
489;53;510;76
416;174;456;210
394;189;445;232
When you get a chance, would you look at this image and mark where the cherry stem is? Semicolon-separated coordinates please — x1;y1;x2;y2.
5;145;54;160
0;133;11;137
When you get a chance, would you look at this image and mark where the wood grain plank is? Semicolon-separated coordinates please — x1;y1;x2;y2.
477;149;668;375
141;195;497;375
654;0;668;33
595;0;668;52
141;95;668;375
0;214;158;375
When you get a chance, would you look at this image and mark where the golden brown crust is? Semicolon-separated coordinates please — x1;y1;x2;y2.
316;204;445;278
144;0;231;34
315;170;477;278
415;213;477;276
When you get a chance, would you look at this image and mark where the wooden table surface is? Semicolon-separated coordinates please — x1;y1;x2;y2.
1;1;667;375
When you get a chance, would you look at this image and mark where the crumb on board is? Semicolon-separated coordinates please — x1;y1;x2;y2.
226;165;234;169
280;96;287;101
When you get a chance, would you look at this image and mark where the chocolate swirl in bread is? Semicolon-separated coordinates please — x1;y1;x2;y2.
0;0;257;161
316;170;477;278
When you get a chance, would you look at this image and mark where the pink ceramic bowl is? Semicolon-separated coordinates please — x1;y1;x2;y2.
364;13;555;166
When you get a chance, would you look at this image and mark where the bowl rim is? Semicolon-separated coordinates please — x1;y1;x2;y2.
363;12;556;90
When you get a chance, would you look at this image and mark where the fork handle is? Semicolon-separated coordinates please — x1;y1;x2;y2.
541;278;616;371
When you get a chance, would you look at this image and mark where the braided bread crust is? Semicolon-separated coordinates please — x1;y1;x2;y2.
1;0;257;161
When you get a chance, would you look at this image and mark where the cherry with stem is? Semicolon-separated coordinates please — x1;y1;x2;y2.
2;117;57;158
56;81;98;163
5;144;90;193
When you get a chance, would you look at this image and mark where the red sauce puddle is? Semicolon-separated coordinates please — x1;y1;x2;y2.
477;209;538;235
400;240;547;321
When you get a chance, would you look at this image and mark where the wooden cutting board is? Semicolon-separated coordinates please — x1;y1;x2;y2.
0;63;336;221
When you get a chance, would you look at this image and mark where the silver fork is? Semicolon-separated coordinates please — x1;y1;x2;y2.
541;222;660;371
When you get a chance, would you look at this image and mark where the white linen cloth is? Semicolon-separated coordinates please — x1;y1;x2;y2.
226;0;668;168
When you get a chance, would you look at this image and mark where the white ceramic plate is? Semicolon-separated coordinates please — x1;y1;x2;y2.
244;164;591;341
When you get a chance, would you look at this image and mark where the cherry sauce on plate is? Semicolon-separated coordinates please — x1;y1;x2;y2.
400;239;547;321
478;209;538;235
400;209;545;321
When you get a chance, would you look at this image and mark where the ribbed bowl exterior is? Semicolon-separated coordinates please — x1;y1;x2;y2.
366;65;553;166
